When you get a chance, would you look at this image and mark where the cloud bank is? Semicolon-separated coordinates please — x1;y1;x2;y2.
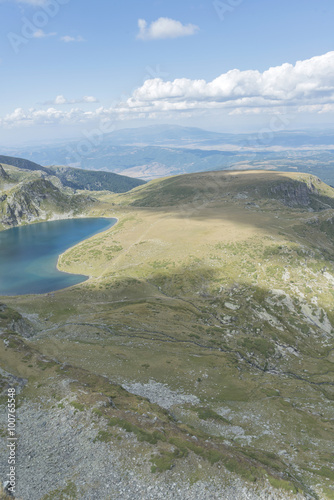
137;17;199;40
1;52;334;128
125;51;334;115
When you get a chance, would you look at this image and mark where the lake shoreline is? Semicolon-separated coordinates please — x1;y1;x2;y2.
0;217;117;297
55;216;119;286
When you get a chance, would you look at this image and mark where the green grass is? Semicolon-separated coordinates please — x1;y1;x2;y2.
150;451;177;472
41;481;78;500
93;430;113;443
108;417;166;444
321;486;334;500
267;476;298;494
305;466;334;481
195;407;230;424
69;402;85;412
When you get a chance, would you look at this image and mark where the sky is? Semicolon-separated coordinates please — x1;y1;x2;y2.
0;0;334;145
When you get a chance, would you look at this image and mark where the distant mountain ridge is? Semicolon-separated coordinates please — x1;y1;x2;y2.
0;155;42;172
0;155;145;192
3;125;334;184
63;124;334;148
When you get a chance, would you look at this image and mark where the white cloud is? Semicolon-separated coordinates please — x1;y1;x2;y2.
43;95;99;105
83;96;98;103
137;17;199;40
0;107;98;128
2;52;334;129
60;35;85;43
32;29;56;38
123;51;334;115
54;95;66;105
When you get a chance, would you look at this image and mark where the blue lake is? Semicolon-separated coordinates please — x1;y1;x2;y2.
0;218;116;296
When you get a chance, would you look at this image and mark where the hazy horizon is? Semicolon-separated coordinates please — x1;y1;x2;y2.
1;0;334;146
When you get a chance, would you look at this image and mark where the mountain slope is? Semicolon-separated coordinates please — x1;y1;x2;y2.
0;155;42;171
115;169;334;210
0;164;94;228
0;155;146;192
47;165;145;192
1;170;334;498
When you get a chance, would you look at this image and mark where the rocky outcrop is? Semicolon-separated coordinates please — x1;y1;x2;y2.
3;188;40;226
0;178;95;228
0;303;35;338
0;164;9;180
270;178;324;207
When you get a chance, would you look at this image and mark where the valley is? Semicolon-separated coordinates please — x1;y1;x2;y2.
4;126;334;185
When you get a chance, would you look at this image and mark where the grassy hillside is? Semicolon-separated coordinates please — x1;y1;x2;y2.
1;170;334;498
47;165;145;192
114;170;334;209
0;154;42;171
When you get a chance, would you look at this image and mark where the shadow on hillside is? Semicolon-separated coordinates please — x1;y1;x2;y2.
113;172;334;254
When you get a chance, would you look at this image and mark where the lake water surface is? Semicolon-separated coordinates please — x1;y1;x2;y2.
0;218;116;296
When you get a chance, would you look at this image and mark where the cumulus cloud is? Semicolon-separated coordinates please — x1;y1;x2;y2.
60;35;85;43
137;17;199;40
0;107;107;128
123;51;334;115
42;95;99;105
2;52;334;129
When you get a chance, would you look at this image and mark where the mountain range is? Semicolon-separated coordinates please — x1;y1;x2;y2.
2;125;334;184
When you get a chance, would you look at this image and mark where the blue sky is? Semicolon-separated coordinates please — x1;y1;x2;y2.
0;0;334;144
